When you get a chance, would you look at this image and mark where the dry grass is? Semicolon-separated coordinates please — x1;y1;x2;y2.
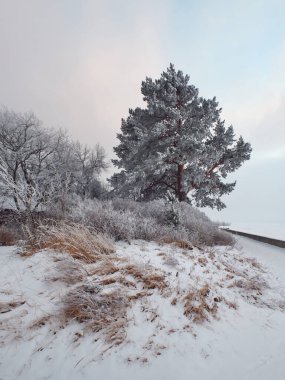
63;285;128;345
171;297;177;306
27;228;170;347
49;257;87;285
158;237;194;250
174;240;193;250
230;276;268;295
117;275;136;288
99;277;118;286
22;221;115;263
197;257;208;267
143;273;167;291
128;290;151;301
244;257;264;270
89;262;119;276
183;284;218;323
225;300;238;310
123;264;148;280
30;315;52;329
0;299;25;313
123;264;168;292
0;208;270;357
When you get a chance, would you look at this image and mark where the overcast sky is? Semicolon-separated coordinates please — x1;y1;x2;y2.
1;0;285;223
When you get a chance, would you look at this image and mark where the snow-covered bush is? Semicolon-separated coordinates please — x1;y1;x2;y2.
70;198;233;246
70;199;185;242
0;108;108;214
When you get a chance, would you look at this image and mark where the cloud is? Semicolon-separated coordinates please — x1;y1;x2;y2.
0;0;170;157
216;40;285;159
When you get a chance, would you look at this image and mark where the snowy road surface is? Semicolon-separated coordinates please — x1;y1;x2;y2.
0;237;285;380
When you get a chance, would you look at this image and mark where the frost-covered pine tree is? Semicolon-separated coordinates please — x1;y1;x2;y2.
110;64;252;209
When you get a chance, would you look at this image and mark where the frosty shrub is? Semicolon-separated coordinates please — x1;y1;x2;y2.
71;199;185;242
70;198;233;246
72;199;137;241
176;203;234;246
152;191;180;228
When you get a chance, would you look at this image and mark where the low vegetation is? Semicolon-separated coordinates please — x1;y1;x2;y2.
22;221;114;262
1;211;283;361
70;198;234;246
0;187;237;355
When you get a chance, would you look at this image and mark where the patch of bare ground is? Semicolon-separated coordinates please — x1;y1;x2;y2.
122;264;168;292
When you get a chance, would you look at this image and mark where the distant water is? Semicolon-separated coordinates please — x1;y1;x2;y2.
228;222;285;241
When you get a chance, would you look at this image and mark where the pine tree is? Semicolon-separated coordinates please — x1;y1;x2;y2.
110;64;251;209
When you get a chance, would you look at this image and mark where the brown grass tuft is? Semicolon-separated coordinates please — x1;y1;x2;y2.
229;276;268;295
142;273;167;290
171;297;177;306
174;240;193;250
99;277;118;286
0;299;25;313
123;264;168;292
117;275;136;288
89;262;119;276
225;300;238;310
30;315;52;329
128;290;151;301
49;258;87;285
198;257;208;267
123;264;145;280
158;237;193;250
183;284;218;323
23;222;115;263
63;285;128;345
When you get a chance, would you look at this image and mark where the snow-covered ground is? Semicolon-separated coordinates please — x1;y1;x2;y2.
228;222;285;241
1;237;285;380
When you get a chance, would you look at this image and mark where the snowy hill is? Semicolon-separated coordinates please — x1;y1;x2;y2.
1;236;285;380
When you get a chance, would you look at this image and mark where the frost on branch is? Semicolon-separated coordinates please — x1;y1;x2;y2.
0;108;108;213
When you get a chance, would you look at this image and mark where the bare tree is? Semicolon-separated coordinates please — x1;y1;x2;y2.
0;107;109;213
71;141;109;199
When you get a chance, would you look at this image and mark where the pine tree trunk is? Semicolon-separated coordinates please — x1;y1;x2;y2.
177;164;186;202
